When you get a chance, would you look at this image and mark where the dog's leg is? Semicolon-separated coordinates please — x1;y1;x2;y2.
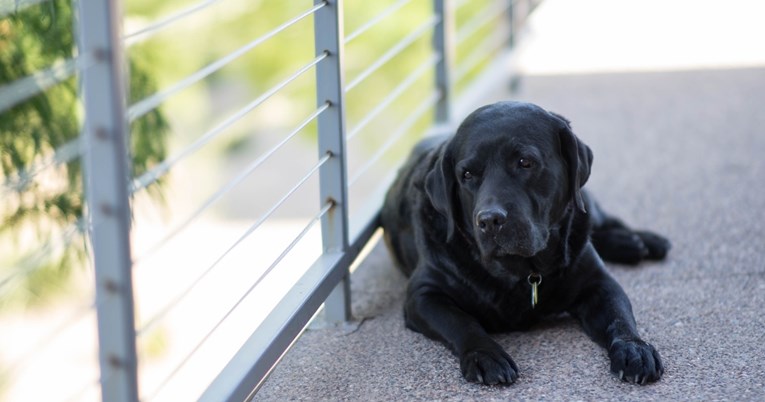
585;192;671;265
570;246;664;384
404;284;519;385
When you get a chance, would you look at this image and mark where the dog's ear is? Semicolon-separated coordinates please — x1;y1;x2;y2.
425;144;457;240
551;112;592;212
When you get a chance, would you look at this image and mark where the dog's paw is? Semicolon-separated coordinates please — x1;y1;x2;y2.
460;346;519;385
635;230;671;260
608;339;664;384
591;228;649;265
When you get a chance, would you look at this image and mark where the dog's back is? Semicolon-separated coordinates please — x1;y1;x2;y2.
381;135;448;277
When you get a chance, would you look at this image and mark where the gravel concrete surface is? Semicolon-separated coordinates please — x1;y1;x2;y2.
256;1;765;400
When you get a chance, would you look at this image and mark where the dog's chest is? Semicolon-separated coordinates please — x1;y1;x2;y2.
466;271;568;332
484;283;541;331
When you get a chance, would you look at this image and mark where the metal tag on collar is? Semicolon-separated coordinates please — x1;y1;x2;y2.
527;273;542;308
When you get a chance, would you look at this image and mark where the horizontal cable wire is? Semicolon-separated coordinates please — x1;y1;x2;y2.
344;15;440;93
127;1;327;122
347;53;440;142
1;137;81;196
145;200;333;401
0;219;84;295
136;152;332;336
1;300;94;376
454;0;471;10
130;52;328;194
123;0;225;45
0;0;49;17
455;0;512;45
0;53;94;113
343;0;415;44
454;24;511;82
349;90;442;186
133;102;330;264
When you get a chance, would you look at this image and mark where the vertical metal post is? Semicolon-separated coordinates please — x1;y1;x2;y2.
313;0;352;323
77;1;139;401
433;0;454;124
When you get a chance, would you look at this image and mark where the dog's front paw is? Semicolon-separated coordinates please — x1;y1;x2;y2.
460;346;519;385
635;230;671;260
608;339;664;384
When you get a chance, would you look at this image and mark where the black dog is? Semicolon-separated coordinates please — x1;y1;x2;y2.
381;101;670;385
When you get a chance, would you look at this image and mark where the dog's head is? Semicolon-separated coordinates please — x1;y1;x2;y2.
425;101;592;260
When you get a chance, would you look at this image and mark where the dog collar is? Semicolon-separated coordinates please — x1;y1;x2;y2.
527;272;543;308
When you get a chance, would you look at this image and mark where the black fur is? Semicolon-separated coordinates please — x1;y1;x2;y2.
381;101;669;385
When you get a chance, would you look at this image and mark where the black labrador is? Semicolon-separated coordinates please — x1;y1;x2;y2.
381;101;670;385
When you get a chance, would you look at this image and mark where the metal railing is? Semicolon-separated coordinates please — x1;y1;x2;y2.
0;0;539;400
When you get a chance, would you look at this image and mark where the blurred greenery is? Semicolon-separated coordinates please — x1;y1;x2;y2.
139;325;170;360
0;0;169;309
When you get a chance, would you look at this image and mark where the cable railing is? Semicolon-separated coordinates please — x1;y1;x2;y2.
349;89;442;186
0;300;95;375
347;53;441;142
136;152;332;338
0;53;94;113
345;15;439;92
133;102;331;264
0;218;85;295
455;21;513;82
0;0;49;16
0;0;538;401
130;51;329;194
344;0;416;45
456;0;512;45
0;137;81;195
126;1;327;122
123;0;226;45
145;200;333;401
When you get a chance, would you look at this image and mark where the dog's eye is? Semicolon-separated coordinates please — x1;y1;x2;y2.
462;170;473;181
518;158;534;169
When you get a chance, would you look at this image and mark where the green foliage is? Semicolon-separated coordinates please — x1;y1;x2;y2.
1;1;80;231
0;249;78;310
128;54;171;185
0;0;168;308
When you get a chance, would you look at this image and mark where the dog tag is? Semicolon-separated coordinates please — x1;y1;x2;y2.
527;273;542;308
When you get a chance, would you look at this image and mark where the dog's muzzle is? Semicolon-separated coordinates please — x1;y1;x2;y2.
474;208;548;259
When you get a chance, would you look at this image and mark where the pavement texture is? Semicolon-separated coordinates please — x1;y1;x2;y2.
256;1;765;400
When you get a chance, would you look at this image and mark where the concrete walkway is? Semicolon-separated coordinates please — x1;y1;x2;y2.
256;1;765;400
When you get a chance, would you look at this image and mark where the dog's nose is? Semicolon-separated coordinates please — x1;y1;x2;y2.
475;208;507;234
